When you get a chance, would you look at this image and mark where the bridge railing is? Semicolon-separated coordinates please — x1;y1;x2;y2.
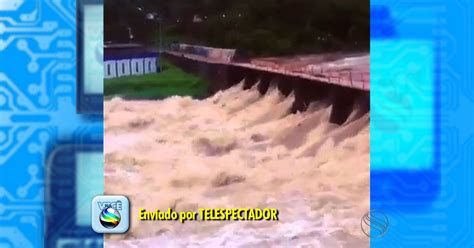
167;48;370;90
302;68;370;90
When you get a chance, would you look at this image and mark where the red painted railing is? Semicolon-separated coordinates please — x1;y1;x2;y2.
167;51;370;91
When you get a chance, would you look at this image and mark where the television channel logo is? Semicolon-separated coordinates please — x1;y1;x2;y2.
92;195;130;233
361;210;389;238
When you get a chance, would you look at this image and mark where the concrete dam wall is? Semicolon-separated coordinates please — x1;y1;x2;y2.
164;53;370;125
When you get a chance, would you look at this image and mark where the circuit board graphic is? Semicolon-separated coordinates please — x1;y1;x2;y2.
0;1;103;247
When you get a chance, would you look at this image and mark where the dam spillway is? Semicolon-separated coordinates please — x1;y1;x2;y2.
104;46;371;247
164;50;370;125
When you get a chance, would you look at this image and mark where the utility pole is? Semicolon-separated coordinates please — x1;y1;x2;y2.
158;15;163;72
145;11;162;73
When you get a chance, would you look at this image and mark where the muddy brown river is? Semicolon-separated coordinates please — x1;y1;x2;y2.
104;82;370;247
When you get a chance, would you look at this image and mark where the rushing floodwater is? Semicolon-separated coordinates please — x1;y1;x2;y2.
104;81;370;247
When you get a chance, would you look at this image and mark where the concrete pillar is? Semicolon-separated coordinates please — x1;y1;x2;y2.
243;69;259;90
257;71;273;95
227;66;247;89
329;86;358;125
291;79;330;113
276;75;294;97
144;57;157;74
104;60;117;79
131;58;144;75
116;59;131;77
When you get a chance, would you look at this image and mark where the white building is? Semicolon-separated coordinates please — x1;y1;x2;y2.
104;43;159;79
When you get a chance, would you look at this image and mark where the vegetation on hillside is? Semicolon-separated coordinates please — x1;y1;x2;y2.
105;0;369;57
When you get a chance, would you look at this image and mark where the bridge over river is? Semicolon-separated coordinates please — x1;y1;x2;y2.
166;50;369;91
165;47;370;125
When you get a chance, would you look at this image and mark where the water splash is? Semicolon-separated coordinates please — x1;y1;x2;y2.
104;83;370;247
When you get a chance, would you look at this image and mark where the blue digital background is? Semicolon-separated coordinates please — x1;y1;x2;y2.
371;0;474;247
0;0;103;247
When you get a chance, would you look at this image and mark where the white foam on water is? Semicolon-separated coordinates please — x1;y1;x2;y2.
104;83;370;247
